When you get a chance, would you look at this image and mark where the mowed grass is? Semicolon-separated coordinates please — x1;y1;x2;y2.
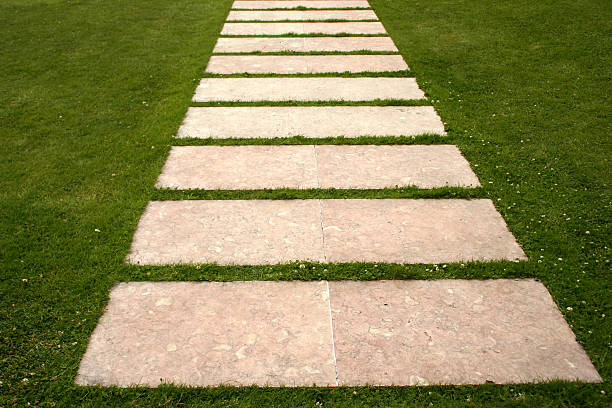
0;0;610;406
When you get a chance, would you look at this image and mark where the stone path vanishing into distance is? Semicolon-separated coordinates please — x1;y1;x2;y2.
77;0;601;388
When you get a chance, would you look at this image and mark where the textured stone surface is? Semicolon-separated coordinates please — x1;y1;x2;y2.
156;145;318;189
232;1;371;9
77;280;601;387
126;200;324;265
330;279;602;385
227;10;378;20
212;36;398;52
221;22;386;35
321;199;527;263
156;145;479;190
315;145;480;188
76;281;336;387
193;78;424;102
177;106;443;139
127;199;524;265
206;55;408;74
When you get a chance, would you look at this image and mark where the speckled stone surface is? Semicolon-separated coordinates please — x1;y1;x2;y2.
177;106;443;139
221;22;385;35
321;199;527;263
232;1;371;9
193;78;424;102
156;145;318;190
156;145;479;190
315;145;480;188
77;280;601;387
206;55;408;74
227;10;378;21
127;199;524;265
126;200;325;265
76;281;336;387
212;37;398;52
330;279;602;385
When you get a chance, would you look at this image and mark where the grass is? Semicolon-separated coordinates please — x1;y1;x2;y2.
0;0;610;406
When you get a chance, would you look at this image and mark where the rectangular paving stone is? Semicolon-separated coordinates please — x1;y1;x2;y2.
205;55;408;74
77;281;336;387
227;10;378;20
329;279;602;385
315;145;480;188
212;36;399;52
156;145;479;190
127;199;524;265
126;200;325;265
232;1;371;9
156;145;319;190
320;199;527;263
220;22;386;35
193;78;425;102
177;106;442;139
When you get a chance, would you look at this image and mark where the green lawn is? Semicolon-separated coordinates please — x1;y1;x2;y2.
1;0;610;406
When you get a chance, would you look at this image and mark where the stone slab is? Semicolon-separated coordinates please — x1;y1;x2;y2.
330;279;602;385
206;55;408;74
126;200;325;265
156;145;319;190
76;281;336;387
321;199;527;263
227;10;378;20
127;199;524;265
156;145;480;189
177;106;442;139
315;145;480;188
220;22;386;35
212;37;399;52
232;1;371;9
193;77;424;102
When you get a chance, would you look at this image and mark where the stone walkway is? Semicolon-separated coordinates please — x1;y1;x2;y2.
77;280;601;387
78;0;601;387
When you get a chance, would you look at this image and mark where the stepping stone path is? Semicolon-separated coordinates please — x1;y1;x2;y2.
178;106;443;138
205;55;408;74
220;22;386;34
213;36;398;52
77;280;601;387
193;78;425;101
78;0;601;388
156;145;479;189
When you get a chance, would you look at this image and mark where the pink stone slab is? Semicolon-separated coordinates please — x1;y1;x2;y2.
315;145;480;188
193;78;424;102
320;199;527;263
155;145;479;190
76;281;336;387
232;1;371;9
156;145;318;189
127;199;524;265
177;106;443;139
212;37;398;52
206;55;408;74
329;279;602;385
221;22;386;35
227;10;378;20
126;200;325;265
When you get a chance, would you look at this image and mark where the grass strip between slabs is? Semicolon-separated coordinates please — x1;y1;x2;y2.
153;186;484;201
201;70;414;77
189;99;431;107
212;50;399;55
